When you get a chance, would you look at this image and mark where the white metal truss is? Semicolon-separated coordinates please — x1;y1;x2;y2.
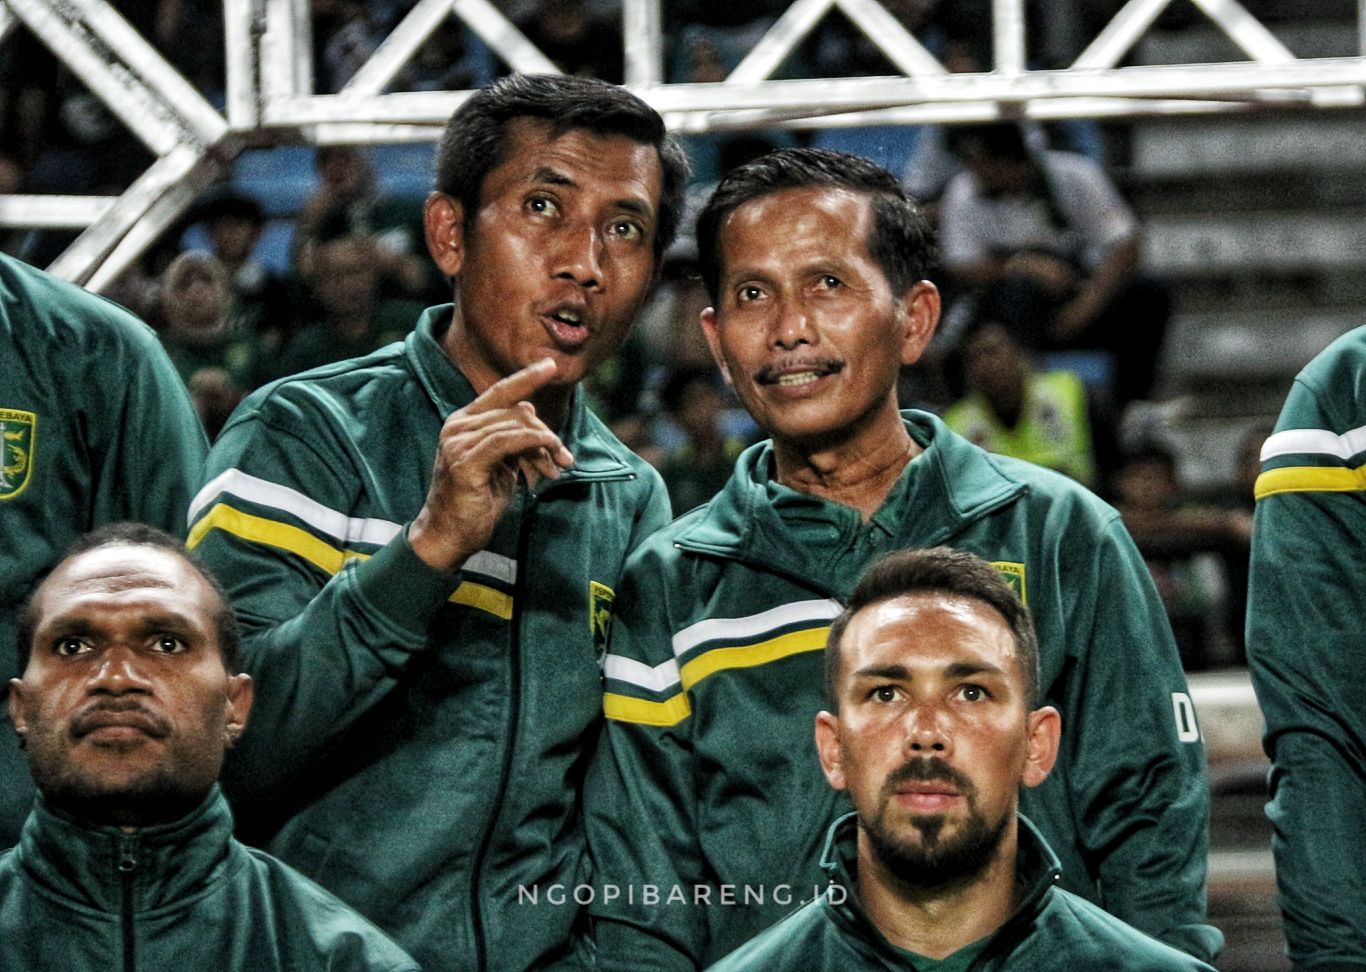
2;0;1366;288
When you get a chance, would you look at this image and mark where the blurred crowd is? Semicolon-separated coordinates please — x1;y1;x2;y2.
0;0;1252;668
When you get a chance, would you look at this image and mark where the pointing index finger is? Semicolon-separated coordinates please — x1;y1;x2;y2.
467;358;560;414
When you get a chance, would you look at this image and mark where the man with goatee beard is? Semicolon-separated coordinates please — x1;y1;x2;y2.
711;547;1214;970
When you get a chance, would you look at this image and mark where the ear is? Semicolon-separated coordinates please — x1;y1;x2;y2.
423;191;465;278
897;280;942;368
699;306;733;387
1021;705;1061;789
8;678;28;741
814;711;847;792
223;673;254;747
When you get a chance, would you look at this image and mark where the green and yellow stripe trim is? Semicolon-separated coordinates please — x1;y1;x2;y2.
604;624;830;728
189;502;512;620
1255;462;1366;500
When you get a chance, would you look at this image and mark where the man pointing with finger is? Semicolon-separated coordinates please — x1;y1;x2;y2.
188;74;687;972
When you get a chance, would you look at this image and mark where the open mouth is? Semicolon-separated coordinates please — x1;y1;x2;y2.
543;307;590;348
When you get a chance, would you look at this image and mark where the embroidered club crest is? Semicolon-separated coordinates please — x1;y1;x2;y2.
991;561;1027;605
589;581;615;667
0;408;36;501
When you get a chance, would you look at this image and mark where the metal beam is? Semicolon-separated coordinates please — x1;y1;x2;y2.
451;0;555;75
833;0;945;78
343;0;454;97
223;0;260;130
622;0;662;88
1074;0;1173;71
730;0;833;84
0;194;117;228
1190;0;1295;64
7;0;225;155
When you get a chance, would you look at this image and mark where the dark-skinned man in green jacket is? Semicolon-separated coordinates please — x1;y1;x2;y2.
1;525;415;971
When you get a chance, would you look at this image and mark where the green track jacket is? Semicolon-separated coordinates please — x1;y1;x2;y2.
189;307;671;971
586;412;1220;968
707;813;1216;971
0;253;208;847
0;788;417;971
1247;325;1366;971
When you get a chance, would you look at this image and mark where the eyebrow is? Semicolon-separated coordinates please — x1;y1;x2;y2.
40;612;200;641
531;166;653;219
850;661;1006;681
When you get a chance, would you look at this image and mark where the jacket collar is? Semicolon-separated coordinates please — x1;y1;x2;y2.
818;810;1062;964
673;411;1026;587
15;786;241;914
403;305;637;484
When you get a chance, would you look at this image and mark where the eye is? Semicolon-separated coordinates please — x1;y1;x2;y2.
869;685;899;704
152;635;188;654
607;218;644;242
526;195;558;216
737;284;765;303
54;638;91;657
957;684;990;702
818;274;842;289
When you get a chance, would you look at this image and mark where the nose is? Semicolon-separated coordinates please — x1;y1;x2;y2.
553;219;603;290
87;646;153;696
904;702;950;755
770;298;813;351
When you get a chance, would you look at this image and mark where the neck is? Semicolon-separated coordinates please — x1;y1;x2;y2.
855;821;1019;960
771;405;917;521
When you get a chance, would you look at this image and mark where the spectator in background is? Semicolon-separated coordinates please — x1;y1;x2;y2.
196;191;294;354
656;365;752;515
1113;441;1251;668
0;252;208;848
944;320;1110;490
939;122;1169;408
269;233;418;382
516;0;623;82
293;146;431;301
157;251;260;391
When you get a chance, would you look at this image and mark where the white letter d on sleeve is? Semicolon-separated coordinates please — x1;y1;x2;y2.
1172;692;1200;743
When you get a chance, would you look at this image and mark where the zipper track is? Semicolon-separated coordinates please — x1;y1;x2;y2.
468;487;536;970
117;833;139;972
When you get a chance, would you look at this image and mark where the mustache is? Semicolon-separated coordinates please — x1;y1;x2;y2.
881;757;976;799
753;358;844;385
70;699;171;740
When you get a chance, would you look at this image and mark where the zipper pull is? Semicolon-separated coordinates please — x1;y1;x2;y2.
117;833;139;874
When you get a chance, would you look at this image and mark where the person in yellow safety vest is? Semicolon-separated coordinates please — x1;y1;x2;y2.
945;320;1098;489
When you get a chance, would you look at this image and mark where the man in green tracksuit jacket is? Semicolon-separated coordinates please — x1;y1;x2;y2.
710;547;1211;972
0;252;208;848
710;813;1213;971
585;149;1219;968
3;525;416;971
1247;325;1366;971
189;74;687;971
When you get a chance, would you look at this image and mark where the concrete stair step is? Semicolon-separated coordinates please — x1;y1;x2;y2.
1130;113;1366;179
1143;209;1366;275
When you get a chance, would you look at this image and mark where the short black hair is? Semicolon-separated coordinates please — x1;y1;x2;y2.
434;73;689;264
824;547;1040;711
15;523;242;675
695;147;935;304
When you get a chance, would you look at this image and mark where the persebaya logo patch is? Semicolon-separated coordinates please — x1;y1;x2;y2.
0;408;36;501
991;561;1027;604
589;581;615;667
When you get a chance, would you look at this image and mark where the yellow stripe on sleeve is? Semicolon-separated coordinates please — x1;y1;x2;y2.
604;691;692;726
187;503;353;572
451;581;513;621
679;626;830;692
189;502;511;620
1255;463;1366;500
